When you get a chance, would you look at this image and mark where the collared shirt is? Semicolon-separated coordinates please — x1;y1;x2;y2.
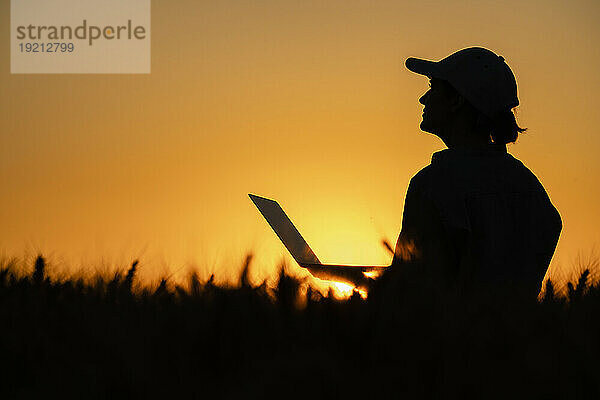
393;144;562;295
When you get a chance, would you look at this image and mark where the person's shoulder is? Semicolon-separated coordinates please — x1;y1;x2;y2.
503;153;545;185
411;150;457;180
409;162;437;187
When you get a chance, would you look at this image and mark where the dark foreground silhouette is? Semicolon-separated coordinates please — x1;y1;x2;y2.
1;256;599;400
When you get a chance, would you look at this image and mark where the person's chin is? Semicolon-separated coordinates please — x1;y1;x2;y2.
419;120;433;133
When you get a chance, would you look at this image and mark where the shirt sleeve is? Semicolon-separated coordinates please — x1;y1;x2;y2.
393;174;460;278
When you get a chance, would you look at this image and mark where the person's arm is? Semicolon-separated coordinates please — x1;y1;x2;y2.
392;175;435;267
391;174;462;285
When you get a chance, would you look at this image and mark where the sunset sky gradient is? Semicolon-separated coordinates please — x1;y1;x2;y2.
1;0;599;285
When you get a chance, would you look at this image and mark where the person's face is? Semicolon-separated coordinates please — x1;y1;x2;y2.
418;78;457;137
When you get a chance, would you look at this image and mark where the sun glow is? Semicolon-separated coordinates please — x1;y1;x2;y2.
362;270;383;279
330;281;354;298
309;277;369;300
355;286;368;299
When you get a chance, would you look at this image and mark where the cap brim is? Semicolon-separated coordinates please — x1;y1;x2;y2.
405;57;440;78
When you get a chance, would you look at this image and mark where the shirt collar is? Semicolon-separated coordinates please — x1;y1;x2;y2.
432;143;507;164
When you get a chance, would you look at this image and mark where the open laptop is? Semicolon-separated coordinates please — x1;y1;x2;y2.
249;194;388;286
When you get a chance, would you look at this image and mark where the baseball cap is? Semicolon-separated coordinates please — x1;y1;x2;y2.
405;47;519;119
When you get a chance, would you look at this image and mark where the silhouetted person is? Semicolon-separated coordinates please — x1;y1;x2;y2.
391;47;562;298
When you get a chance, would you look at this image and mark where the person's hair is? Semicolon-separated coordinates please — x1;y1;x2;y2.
474;107;527;145
440;79;527;144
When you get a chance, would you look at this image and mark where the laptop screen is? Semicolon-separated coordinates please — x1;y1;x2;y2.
249;194;321;265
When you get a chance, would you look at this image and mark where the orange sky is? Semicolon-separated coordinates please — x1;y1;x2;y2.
1;0;599;285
